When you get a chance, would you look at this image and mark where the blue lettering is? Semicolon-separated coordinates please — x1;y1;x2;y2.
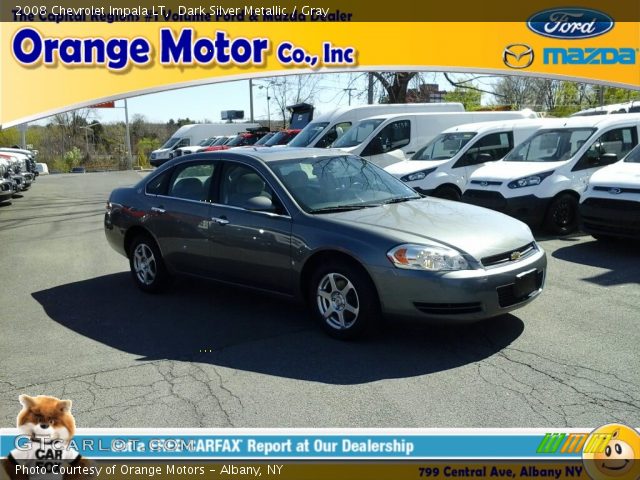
12;27;42;64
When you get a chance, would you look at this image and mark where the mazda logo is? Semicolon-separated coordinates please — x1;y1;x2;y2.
608;187;622;194
503;44;535;69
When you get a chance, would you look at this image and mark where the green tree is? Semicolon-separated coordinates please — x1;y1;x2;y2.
444;87;482;110
136;137;160;168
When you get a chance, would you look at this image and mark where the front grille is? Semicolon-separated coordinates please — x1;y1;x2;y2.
462;190;507;210
414;302;483;315
581;198;640;212
497;271;544;308
593;186;640;194
481;242;537;268
470;180;503;186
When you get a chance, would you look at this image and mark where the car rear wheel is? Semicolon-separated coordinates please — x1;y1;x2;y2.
308;262;380;340
432;185;461;201
129;235;170;293
544;194;578;235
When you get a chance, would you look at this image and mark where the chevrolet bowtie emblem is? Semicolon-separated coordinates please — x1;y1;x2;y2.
510;251;522;261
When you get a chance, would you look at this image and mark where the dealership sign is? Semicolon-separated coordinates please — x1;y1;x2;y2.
527;8;614;39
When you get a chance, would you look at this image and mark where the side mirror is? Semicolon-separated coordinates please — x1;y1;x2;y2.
477;153;493;163
243;196;275;212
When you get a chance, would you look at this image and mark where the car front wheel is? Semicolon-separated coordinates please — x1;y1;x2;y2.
544;193;578;235
129;235;170;293
308;262;380;339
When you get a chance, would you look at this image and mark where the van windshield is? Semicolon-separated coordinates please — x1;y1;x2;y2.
161;137;180;149
504;128;595;162
288;122;329;147
332;119;385;148
625;144;640;163
412;132;477;160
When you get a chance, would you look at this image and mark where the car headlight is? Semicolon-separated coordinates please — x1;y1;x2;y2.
400;168;436;182
387;244;469;271
507;171;554;189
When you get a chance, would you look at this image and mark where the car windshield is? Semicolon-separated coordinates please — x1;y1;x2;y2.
505;128;595;162
265;131;297;146
625;144;640;163
412;132;477;160
212;137;230;146
226;135;247;147
197;138;214;146
270;155;421;213
288;122;329;147
160;136;180;149
254;133;276;146
332;119;385;148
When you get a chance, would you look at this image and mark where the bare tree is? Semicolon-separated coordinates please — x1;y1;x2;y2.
371;72;419;103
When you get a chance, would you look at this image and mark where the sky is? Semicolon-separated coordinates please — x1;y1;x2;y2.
34;72;478;128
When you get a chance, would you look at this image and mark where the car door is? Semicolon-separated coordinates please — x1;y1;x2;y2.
361;119;412;168
571;126;638;191
207;161;294;294
454;132;514;188
145;160;217;276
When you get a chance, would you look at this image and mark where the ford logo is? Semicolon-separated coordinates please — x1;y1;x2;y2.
527;8;614;39
608;187;622;194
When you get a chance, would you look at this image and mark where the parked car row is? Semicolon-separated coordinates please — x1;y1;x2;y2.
0;147;39;204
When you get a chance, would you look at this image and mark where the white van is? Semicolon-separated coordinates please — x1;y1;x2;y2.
150;123;260;165
571;101;640;117
462;114;640;234
287;103;464;149
332;110;539;168
36;163;49;175
385;118;551;200
579;143;640;240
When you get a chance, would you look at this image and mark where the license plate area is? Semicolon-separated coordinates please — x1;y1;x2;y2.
514;269;538;299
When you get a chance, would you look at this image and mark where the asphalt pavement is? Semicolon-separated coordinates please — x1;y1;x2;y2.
1;171;638;428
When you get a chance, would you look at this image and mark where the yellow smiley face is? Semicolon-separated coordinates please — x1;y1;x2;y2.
583;424;640;480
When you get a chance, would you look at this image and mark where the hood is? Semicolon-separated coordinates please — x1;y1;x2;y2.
471;160;566;181
324;198;534;260
589;161;640;188
385;159;449;176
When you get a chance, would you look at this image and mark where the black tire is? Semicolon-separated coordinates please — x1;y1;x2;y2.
307;261;380;340
592;233;618;242
128;234;171;293
544;193;578;235
433;185;461;201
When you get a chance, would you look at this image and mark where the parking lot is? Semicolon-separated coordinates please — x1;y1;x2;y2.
0;171;638;428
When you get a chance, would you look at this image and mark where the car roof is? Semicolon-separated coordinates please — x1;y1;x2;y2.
202;147;350;163
442;118;558;134
542;112;640;129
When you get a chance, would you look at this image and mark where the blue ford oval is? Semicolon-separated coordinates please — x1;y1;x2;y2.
527;8;614;39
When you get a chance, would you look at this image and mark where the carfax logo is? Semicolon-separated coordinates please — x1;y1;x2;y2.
537;424;640;480
527;8;615;39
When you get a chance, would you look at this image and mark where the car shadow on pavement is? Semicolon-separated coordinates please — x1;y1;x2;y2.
552;237;639;286
32;273;524;385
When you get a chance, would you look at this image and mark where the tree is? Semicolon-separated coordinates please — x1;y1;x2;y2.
372;72;419;103
444;87;482;110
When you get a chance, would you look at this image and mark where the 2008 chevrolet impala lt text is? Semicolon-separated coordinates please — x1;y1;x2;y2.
104;148;547;339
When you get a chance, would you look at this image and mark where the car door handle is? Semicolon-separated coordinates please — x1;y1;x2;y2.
212;216;229;225
151;207;166;214
406;151;416;155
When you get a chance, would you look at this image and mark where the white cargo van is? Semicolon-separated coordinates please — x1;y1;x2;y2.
332;110;538;168
571;101;640;117
287;103;464;149
462;114;640;234
579;143;640;240
385;118;550;200
150;123;260;166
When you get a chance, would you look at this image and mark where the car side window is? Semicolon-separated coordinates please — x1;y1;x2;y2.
166;162;216;202
145;169;173;195
362;120;411;156
219;163;285;214
455;132;514;167
316;122;352;148
175;138;190;148
574;127;638;171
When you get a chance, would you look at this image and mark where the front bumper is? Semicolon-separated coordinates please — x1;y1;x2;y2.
372;247;547;322
462;190;550;228
0;180;13;201
580;197;640;239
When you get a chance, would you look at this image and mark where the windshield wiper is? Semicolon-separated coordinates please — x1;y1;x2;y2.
378;196;420;205
309;205;376;214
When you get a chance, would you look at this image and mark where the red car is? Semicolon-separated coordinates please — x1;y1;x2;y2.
262;129;301;146
202;128;271;151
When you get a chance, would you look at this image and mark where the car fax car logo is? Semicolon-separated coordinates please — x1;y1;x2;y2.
503;44;534;69
527;8;614;39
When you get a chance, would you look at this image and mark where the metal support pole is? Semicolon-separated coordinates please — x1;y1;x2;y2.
124;98;133;169
249;78;254;122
